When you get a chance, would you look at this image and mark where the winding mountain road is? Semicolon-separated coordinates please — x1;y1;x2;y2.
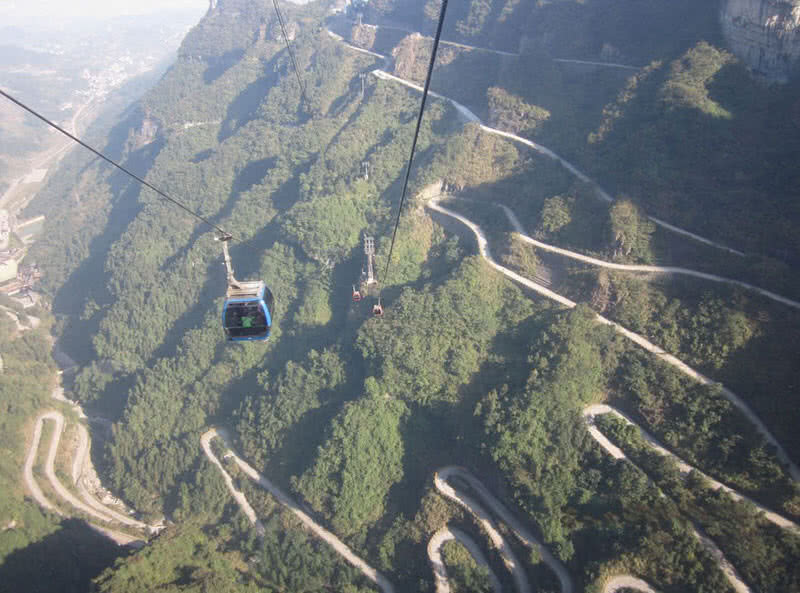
362;52;748;256
199;193;797;592
436;466;573;593
435;470;531;593
427;526;502;593
600;576;659;593
350;22;519;57
23;410;157;544
71;423;156;532
24;411;114;522
552;58;641;70
584;405;756;593
201;428;395;593
427;197;800;484
496;202;800;310
203;428;578;593
584;405;799;531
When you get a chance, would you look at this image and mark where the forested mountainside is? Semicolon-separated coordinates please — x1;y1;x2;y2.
6;0;800;591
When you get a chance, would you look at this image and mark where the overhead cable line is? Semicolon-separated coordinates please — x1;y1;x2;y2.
0;88;231;238
271;0;309;107
377;0;449;309
0;89;339;295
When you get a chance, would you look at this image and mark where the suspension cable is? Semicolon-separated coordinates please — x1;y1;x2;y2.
0;88;231;238
377;0;449;306
0;89;343;295
271;0;309;107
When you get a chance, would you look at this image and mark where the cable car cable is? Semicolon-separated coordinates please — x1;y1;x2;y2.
271;0;309;107
376;0;449;309
0;89;337;297
0;88;231;238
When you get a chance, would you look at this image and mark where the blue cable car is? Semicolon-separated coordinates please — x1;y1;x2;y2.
219;235;275;341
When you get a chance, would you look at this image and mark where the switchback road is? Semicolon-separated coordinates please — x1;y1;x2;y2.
201;428;395;593
427;526;502;593
583;404;799;532
427;197;800;483
23;410;158;544
497;202;800;310
583;405;759;593
365;58;747;257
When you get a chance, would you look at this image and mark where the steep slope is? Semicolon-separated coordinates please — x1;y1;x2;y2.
721;0;800;82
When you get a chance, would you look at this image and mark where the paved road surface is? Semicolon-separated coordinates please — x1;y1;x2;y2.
584;405;756;593
584;405;799;531
363;57;747;256
427;526;502;593
497;202;800;310
553;58;641;70
202;428;395;593
24;411;114;523
427;198;800;483
601;575;659;592
24;410;158;542
436;466;574;593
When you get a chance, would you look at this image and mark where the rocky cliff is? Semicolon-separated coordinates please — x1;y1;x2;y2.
721;0;800;82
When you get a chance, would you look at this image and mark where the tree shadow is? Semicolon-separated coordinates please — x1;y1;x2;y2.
218;54;281;143
0;518;127;593
53;131;166;366
191;148;215;163
232;157;278;197
204;49;246;84
717;312;800;467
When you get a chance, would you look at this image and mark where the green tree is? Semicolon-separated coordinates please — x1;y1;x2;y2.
608;198;655;263
539;195;572;235
293;390;408;537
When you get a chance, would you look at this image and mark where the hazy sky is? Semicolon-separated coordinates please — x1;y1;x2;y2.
0;0;207;23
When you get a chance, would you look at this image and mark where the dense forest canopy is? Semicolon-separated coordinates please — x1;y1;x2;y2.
3;0;800;591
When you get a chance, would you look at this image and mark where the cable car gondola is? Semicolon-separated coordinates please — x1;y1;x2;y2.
218;234;274;341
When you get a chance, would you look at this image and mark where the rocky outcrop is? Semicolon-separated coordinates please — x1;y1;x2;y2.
351;24;377;50
721;0;800;82
129;116;160;150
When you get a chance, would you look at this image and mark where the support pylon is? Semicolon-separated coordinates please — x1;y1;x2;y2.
364;236;376;285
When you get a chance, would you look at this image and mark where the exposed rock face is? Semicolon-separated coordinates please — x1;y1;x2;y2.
129;116;160;150
351;23;377;50
721;0;800;82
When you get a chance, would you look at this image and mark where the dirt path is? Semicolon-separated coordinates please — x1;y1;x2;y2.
201;428;394;593
427;198;800;483
427;526;502;593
